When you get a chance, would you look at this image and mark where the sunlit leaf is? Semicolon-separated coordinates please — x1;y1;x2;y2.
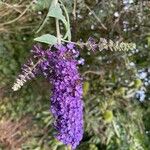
34;34;57;45
48;3;67;25
32;0;52;11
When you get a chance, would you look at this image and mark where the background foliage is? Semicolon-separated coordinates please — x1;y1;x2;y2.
0;0;150;149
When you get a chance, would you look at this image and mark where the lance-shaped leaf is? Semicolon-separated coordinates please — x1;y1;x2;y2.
48;3;67;25
34;34;58;45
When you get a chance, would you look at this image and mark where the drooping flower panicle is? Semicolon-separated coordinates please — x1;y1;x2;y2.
31;44;84;149
51;44;83;149
12;59;39;91
80;37;136;52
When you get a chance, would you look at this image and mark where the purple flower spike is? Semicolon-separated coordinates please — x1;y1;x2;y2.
35;44;84;149
50;45;83;149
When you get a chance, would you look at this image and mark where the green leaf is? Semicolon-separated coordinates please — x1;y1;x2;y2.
32;0;52;11
48;3;67;25
34;34;57;45
60;1;71;40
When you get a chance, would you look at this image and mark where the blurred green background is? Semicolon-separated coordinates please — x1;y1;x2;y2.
0;0;150;149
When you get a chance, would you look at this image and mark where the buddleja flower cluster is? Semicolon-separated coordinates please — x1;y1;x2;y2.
12;59;39;91
80;37;136;52
12;43;84;149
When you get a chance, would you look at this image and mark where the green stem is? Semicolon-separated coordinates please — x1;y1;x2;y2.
36;2;52;33
61;39;87;47
36;16;49;33
60;0;71;41
56;18;61;44
54;0;61;44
